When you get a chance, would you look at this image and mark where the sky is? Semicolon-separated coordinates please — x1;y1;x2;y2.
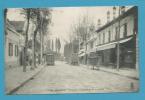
7;6;132;53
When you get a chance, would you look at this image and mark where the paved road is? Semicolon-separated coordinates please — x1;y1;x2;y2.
14;61;139;94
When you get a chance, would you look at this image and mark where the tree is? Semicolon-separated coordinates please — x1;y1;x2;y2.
57;38;61;53
31;9;52;68
4;9;8;49
51;39;54;51
70;14;95;64
55;38;58;53
47;39;51;50
39;9;52;64
21;8;52;69
21;9;31;72
4;9;8;26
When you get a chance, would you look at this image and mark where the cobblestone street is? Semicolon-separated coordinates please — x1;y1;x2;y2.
14;61;139;94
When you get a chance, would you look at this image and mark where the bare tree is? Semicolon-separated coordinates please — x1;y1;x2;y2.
70;14;95;64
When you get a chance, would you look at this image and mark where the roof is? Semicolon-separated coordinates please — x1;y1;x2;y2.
96;6;138;33
6;20;20;36
9;21;25;33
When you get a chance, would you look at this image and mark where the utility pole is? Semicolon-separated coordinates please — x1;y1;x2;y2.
85;26;88;65
85;16;89;65
116;6;121;71
31;32;35;70
40;11;43;65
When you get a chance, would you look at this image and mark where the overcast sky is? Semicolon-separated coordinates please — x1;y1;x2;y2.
7;6;132;53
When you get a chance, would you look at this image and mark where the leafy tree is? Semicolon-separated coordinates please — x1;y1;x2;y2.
21;9;31;72
21;8;52;69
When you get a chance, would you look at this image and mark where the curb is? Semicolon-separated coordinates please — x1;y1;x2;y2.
81;65;139;80
99;69;139;80
6;66;45;95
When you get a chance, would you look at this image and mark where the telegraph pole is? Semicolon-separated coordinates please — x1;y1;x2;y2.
116;7;121;71
40;11;43;65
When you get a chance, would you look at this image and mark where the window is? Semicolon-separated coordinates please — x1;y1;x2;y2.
108;31;111;42
111;28;115;41
101;33;103;44
120;26;124;38
105;32;109;43
103;33;105;43
15;45;18;56
120;23;127;38
98;34;101;45
115;27;118;40
90;41;94;48
124;23;127;37
8;43;13;56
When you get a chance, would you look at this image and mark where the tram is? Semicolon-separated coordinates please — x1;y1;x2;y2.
44;52;55;66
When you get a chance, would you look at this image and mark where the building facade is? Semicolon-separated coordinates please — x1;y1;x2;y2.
78;6;138;69
5;21;21;69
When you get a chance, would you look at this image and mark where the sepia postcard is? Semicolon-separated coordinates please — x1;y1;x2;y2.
4;6;139;95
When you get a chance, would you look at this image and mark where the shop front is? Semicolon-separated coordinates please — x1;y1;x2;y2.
119;36;136;68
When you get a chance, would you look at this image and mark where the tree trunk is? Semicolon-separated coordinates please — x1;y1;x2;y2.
31;25;39;70
40;30;43;65
23;11;30;72
4;9;8;53
31;33;36;70
31;35;34;70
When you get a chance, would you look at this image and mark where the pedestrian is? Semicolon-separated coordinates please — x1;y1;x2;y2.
96;55;101;70
29;58;32;66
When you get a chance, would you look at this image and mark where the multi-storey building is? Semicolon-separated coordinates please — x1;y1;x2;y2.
78;6;138;69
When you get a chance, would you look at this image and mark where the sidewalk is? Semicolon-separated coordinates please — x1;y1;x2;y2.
5;65;44;94
80;64;139;80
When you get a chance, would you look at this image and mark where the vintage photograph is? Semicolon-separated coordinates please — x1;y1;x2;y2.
4;6;139;94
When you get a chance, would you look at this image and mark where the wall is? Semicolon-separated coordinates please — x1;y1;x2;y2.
97;14;135;46
5;28;20;68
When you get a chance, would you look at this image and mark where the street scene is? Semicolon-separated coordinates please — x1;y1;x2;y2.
4;6;139;94
14;61;138;94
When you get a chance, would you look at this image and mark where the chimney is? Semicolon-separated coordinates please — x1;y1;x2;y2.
113;6;116;19
97;19;101;28
121;6;125;14
107;11;110;23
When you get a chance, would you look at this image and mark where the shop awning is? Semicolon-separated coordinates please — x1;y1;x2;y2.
86;47;97;54
119;37;133;43
91;47;97;52
96;37;133;51
96;43;116;51
78;53;85;57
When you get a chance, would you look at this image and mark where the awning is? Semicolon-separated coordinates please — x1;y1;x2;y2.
79;48;85;52
96;37;133;51
78;53;85;57
97;43;116;51
86;47;97;54
119;37;133;43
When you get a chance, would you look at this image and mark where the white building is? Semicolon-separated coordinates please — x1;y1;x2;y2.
5;20;21;68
